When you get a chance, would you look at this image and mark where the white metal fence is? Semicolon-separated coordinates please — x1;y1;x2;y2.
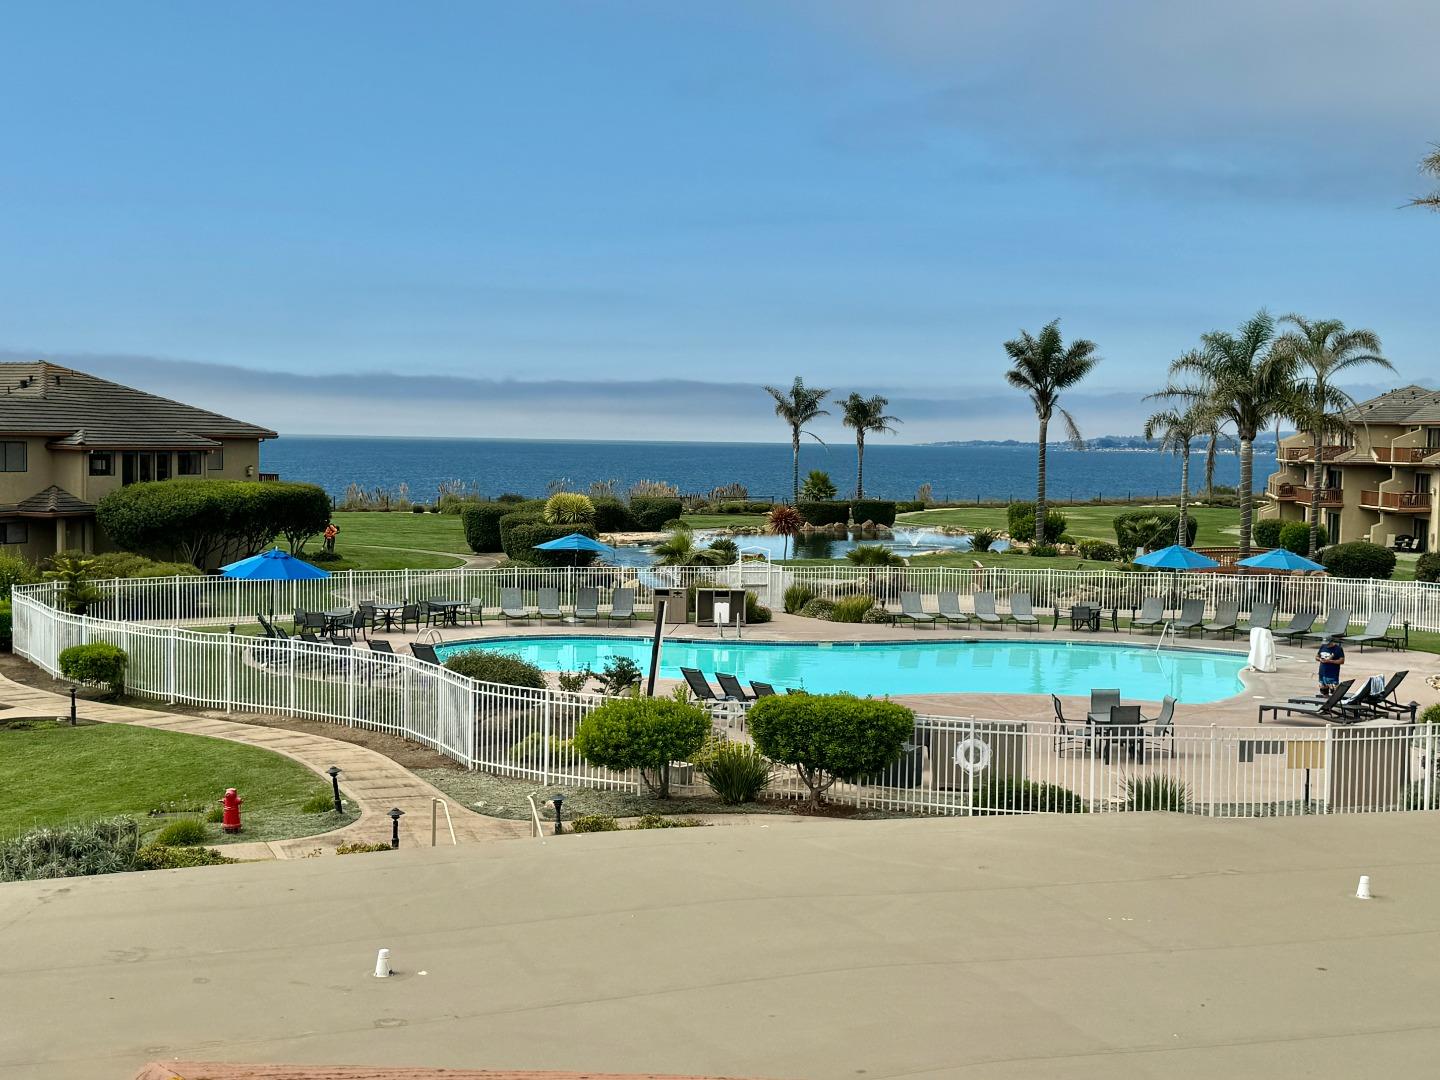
11;571;1438;818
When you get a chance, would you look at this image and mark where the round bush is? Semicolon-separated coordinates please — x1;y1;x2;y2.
745;592;773;624
1010;509;1067;543
1420;703;1440;725
1415;553;1440;583
861;606;895;624
1252;519;1284;548
544;492;597;526
444;649;547;689
1278;521;1326;554
747;694;915;807
572;697;710;798
1076;539;1120;562
569;814;621;833
1318;541;1396;580
798;597;837;620
628;496;683;531
58;641;128;696
590;496;634;532
155;818;210;847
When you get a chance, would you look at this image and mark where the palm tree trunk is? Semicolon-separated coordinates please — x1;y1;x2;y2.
856;433;865;500
791;428;801;504
1238;438;1254;557
1205;433;1217;501
1035;417;1049;544
1178;441;1191;546
1309;430;1323;557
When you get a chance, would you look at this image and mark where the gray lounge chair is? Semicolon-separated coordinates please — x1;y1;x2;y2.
537;588;564;622
608;587;636;625
716;673;752;701
1344;612;1398;651
750;681;777;697
574;587;600;625
681;667;734;706
936;592;971;627
1303;609;1350;642
1274;610;1318;643
1201;601;1239;639
500;587;531;625
410;642;441;665
1173;598;1205;636
972;591;1003;627
1241;602;1275;632
1008;592;1040;630
1258;678;1353;722
897;592;936;629
1131;597;1165;633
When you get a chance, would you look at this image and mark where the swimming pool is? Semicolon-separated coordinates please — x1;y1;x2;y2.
434;636;1249;703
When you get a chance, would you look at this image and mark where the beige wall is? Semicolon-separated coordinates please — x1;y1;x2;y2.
0;437;57;505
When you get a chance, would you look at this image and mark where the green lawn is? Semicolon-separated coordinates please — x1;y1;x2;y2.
897;504;1241;548
679;513;769;530
329;511;470;569
0;724;354;843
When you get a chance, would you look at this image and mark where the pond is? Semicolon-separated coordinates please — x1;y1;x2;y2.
603;527;1007;567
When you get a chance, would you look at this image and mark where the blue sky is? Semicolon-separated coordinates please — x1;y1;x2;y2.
1;1;1435;441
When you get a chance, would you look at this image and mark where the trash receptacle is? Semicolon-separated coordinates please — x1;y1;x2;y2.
652;588;688;626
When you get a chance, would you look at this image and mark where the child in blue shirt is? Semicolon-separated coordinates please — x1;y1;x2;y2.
1315;637;1345;694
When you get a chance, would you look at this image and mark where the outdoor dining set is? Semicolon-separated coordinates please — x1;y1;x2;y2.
1051;691;1177;763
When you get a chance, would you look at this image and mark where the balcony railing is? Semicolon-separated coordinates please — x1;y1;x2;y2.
1267;481;1342;505
1281;444;1352;463
1372;446;1437;464
1359;490;1432;512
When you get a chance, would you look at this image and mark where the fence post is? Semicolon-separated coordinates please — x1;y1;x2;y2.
1323;724;1335;814
541;692;553;786
1207;724;1218;817
224;632;234;712
166;625;178;703
1426;724;1435;812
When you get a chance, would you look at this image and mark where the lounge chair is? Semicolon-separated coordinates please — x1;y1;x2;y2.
1172;599;1205;636
1369;671;1414;717
410;642;441;665
1051;695;1090;756
716;673;753;701
537;588;564;622
972;591;1003;628
1201;601;1240;639
897;592;936;629
1344;612;1399;651
1258;678;1353;723
501;588;531;625
1131;597;1166;633
681;667;734;706
1274;610;1318;643
936;592;971;628
1241;602;1275;632
1087;688;1121;726
574;587;600;625
608;587;636;626
1143;696;1177;757
750;681;778;697
1008;592;1040;630
1303;610;1351;642
368;639;395;655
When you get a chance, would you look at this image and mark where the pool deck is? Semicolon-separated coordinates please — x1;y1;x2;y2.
368;613;1440;729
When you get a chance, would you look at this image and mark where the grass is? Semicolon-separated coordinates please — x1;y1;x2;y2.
329;511;471;569
897;504;1241;547
679;513;769;530
0;724;355;843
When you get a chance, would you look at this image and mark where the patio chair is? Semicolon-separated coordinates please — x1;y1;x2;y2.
1131;597;1165;633
1241;602;1275;632
1143;696;1176;757
1344;612;1397;651
462;598;485;626
936;592;971;627
897;592;936;629
292;608;306;634
328;612;356;644
1050;694;1090;756
750;681;778;697
302;611;328;634
1303;610;1351;642
1274;610;1318;643
1103;704;1145;762
574;587;600;625
410;642;441;665
1258;678;1354;723
1367;671;1415;718
681;667;734;705
1087;688;1121;726
398;603;421;632
355;603;377;638
1008;592;1040;631
972;591;1003;628
368;639;396;655
716;673;753;701
537;588;564;622
608;588;636;626
1201;601;1240;639
501;588;531;625
1172;599;1205;636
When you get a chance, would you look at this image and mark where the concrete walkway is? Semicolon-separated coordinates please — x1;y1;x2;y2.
0;673;527;857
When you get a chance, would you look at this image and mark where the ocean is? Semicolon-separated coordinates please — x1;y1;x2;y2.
262;436;1257;504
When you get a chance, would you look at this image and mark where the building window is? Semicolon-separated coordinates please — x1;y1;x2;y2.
1;442;25;472
177;451;204;476
155;453;171;481
89;452;113;476
0;521;27;545
121;452;175;485
209;447;224;471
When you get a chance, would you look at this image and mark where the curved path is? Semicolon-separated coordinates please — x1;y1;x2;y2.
0;673;527;858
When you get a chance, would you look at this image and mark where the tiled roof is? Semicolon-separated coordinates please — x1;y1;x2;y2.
1347;385;1440;424
0;361;277;447
8;485;95;516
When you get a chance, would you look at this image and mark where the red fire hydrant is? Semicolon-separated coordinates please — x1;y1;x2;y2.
221;788;243;834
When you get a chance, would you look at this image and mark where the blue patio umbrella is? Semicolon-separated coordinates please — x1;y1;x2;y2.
221;547;330;615
1133;545;1220;570
1236;547;1326;572
534;532;611;567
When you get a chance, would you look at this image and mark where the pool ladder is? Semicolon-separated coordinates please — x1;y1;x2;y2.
1155;622;1176;651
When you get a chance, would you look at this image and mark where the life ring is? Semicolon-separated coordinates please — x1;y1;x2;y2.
954;736;992;775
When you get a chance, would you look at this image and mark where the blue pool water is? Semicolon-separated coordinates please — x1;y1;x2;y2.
435;636;1249;703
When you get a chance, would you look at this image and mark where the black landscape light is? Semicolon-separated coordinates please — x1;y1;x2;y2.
389;807;404;848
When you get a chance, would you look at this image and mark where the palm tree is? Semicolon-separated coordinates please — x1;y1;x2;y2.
1003;320;1100;545
1167;311;1295;557
836;393;901;499
1408;144;1440;210
764;504;805;560
651;524;731;567
1142;400;1212;547
1274;315;1391;556
763;378;831;503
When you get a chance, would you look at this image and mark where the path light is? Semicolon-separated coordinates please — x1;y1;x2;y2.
389;807;404;849
327;765;343;814
551;794;565;835
69;687;77;726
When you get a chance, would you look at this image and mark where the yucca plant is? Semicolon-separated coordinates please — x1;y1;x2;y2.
696;739;773;804
830;595;876;623
783;582;817;614
0;817;141;882
1124;775;1191;812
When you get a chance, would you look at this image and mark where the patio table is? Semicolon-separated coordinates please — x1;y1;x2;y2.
372;603;404;632
322;608;352;634
426;599;466;627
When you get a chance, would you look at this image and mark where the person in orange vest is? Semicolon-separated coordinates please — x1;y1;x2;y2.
323;521;339;553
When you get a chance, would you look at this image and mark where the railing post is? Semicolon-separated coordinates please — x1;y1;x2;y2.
224;631;234;712
1207;724;1218;818
1426;723;1436;812
541;692;553;785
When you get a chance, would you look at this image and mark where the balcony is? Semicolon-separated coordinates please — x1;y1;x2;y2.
1281;444;1352;463
1359;490;1431;513
1372;446;1437;464
1267;481;1342;506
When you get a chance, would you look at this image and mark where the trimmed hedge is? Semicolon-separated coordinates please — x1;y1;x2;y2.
462;503;512;553
1252;519;1284;548
851;500;897;526
628;496;683;530
797;501;850;527
590;496;634;532
1112;509;1198;553
58;641;128;696
500;518;600;566
747;694;914;806
1319;541;1396;580
443;649;547;689
1416;553;1440;583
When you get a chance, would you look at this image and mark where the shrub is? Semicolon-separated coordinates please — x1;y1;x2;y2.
696;739;773;804
895;500;926;514
1252;519;1284;548
784;583;817;614
410;504;426;514
1076;539;1121;561
444;649;547;689
334;841;392;854
1278;521;1326;554
748;694;915;807
1028;543;1059;557
556;669;592;693
850;500;897;526
1009;508;1067;543
43;553;103;613
1319;541;1396;580
1417;553;1440;583
590;495;633;532
85;551;202;579
745;592;772;624
1124;775;1191;812
572;697;710;797
461;503;513;552
0;817;140;882
155;818;210;846
509;732;568;765
134;843;234;870
569;814;621;833
861;605;895;624
502;518;600;566
970;528;999;553
629;496;684;530
0;600;10;653
0;552;38;597
799;470;838;502
300;791;339;814
1113;509;1198;552
798;597;836;620
831;595;875;623
544;492;597;525
596;655;643;695
631;814;705;829
797;500;850;527
973;778;1086;814
846;545;904;567
1420;703;1440;725
58;641;128;696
